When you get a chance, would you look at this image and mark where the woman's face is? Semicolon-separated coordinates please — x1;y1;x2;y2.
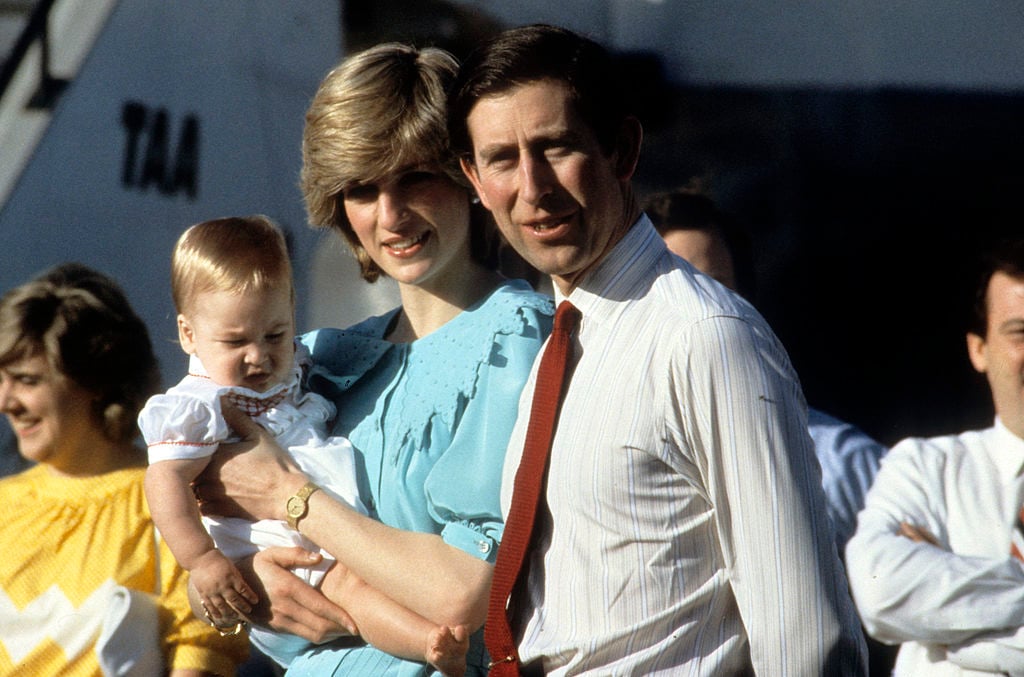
341;165;473;291
0;353;99;473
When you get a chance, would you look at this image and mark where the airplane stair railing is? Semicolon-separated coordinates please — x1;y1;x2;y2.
0;0;115;209
0;0;66;109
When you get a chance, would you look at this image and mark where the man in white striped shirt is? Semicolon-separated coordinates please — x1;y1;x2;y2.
452;24;868;675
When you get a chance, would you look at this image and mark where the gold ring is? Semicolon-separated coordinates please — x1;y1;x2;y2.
214;621;246;637
200;601;246;636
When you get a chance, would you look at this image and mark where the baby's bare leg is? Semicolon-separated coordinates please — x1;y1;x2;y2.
425;624;469;677
323;563;469;671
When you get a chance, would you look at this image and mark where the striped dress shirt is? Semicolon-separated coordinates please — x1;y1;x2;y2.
502;217;868;675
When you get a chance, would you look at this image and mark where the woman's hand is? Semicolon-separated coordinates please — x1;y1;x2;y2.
241;547;359;642
194;400;308;522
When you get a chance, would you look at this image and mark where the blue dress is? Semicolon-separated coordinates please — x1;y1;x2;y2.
288;279;553;676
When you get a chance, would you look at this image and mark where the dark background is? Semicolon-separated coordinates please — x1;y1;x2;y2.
638;85;1023;446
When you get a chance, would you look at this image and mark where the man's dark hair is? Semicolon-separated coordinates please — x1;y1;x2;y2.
969;237;1024;337
448;24;631;159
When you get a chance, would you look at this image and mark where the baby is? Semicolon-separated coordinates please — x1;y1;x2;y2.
140;215;467;674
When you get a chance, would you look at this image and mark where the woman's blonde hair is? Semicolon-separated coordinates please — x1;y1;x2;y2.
0;263;160;444
171;215;294;316
300;43;475;282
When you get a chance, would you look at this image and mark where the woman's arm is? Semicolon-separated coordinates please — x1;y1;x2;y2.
198;406;492;628
304;487;491;628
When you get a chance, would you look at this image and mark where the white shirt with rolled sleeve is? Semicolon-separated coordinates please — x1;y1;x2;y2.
501;216;868;676
847;419;1024;676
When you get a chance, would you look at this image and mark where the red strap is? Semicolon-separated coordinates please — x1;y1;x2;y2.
485;301;580;674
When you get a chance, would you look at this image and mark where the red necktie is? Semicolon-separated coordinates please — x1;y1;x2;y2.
485;300;581;675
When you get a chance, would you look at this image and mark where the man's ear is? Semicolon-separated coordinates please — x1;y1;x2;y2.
460;157;492;210
178;314;196;354
612;116;643;182
967;331;987;374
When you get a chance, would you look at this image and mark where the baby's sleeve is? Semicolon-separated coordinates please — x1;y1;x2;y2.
139;393;229;463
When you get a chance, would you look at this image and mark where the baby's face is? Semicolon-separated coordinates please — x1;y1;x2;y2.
178;285;295;392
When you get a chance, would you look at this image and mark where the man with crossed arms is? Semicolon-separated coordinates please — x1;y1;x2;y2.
847;238;1024;675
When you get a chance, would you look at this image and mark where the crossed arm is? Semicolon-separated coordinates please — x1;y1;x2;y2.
846;443;1024;673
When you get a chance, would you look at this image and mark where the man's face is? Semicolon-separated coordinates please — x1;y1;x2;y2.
967;271;1024;438
461;78;639;295
661;228;738;292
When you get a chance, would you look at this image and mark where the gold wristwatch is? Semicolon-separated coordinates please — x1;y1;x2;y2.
286;481;321;530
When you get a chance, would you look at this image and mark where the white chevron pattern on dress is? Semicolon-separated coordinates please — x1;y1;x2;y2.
0;579;118;663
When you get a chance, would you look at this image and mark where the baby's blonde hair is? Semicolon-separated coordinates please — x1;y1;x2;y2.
171;215;294;316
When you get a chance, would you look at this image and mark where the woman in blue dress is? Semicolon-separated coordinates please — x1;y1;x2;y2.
197;43;553;675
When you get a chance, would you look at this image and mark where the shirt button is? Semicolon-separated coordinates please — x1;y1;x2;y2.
477;541;491;554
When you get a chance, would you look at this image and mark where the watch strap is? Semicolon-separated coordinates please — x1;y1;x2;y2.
286;481;321;530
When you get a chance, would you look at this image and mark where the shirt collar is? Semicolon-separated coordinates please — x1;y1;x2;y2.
993;417;1024;478
187;353;211;378
556;214;664;320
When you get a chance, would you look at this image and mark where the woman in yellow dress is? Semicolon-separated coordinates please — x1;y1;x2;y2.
0;262;248;676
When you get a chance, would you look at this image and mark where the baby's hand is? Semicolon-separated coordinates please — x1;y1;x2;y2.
191;548;260;624
426;624;469;677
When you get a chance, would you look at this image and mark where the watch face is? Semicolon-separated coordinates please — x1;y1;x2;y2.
287;495;304;518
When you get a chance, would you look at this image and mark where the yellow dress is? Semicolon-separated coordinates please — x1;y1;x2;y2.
0;464;248;676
